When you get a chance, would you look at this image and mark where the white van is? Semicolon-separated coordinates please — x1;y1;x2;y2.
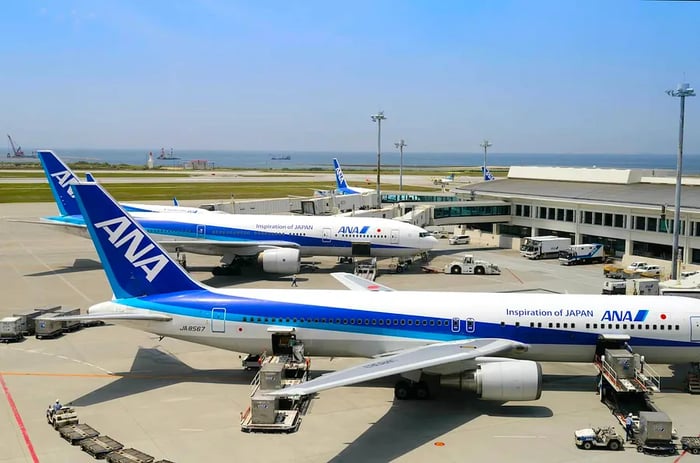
448;235;470;245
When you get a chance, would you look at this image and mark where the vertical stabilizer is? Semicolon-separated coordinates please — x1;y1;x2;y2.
482;166;495;181
72;183;203;298
37;150;81;216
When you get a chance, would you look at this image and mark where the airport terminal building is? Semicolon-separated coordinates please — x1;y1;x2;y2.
393;166;700;266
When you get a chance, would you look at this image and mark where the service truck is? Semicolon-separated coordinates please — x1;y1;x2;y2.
558;243;605;265
521;236;571;260
444;254;501;275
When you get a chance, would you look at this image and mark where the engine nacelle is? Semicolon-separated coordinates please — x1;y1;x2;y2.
258;248;301;274
458;360;542;401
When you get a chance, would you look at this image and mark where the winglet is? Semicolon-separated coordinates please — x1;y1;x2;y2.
37;150;81;216
72;182;203;298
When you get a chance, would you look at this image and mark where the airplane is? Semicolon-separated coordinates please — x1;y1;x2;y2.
38;150;437;275
63;181;700;404
40;151;206;216
482;166;495;181
432;173;455;186
333;158;375;194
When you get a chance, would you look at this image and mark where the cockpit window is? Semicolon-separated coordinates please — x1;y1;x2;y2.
419;231;431;238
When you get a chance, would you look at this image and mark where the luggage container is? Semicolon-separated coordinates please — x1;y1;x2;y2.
35;314;64;339
13;306;62;335
105;448;155;463
55;307;82;332
59;423;100;445
0;316;24;342
636;411;676;455
80;436;123;458
604;349;635;379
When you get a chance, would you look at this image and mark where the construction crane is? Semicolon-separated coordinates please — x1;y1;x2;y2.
7;134;25;158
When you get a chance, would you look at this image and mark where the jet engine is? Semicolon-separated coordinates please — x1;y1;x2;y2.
258;248;301;274
452;360;542;401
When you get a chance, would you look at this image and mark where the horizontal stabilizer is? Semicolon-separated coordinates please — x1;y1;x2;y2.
54;313;173;322
331;272;394;291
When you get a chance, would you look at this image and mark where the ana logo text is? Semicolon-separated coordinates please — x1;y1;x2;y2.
601;309;649;322
335;166;346;186
50;170;76;198
338;225;370;234
94;216;168;282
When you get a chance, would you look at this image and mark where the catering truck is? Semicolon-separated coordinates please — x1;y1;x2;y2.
521;236;571;260
558;243;605;265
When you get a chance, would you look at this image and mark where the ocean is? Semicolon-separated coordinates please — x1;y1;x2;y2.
4;148;700;173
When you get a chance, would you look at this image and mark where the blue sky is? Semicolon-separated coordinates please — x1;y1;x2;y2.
1;1;698;154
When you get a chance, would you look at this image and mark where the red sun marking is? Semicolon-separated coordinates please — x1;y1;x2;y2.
377;229;381;233
660;314;667;320
368;285;380;291
238;327;243;332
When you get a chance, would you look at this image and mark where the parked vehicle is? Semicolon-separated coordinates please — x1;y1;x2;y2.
558;243;605;265
448;234;470;245
521;236;571;259
574;426;624;451
444;254;500;275
602;280;626;295
0;317;24;342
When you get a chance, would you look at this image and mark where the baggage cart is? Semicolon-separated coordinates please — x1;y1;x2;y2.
80;435;123;458
681;436;700;455
59;423;100;445
106;448;155;463
35;314;64;339
13;306;62;335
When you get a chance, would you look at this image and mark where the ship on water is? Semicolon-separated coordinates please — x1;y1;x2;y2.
6;134;36;158
157;147;180;160
270;154;291;161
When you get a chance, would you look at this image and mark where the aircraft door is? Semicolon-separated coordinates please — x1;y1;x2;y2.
196;224;206;238
451;317;461;333
466;318;475;333
322;228;331;243
691;316;700;342
390;229;399;244
211;307;226;333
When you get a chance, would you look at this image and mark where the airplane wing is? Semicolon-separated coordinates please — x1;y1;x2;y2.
330;272;395;291
270;338;527;396
157;239;300;256
54;313;173;322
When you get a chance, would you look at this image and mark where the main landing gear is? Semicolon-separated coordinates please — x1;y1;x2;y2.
394;380;430;400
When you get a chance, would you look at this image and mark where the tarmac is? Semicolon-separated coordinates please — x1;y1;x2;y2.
2;201;700;463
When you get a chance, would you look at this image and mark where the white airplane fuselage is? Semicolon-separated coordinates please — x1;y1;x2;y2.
92;290;700;365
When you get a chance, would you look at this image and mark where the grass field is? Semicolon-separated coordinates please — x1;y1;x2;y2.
0;181;436;203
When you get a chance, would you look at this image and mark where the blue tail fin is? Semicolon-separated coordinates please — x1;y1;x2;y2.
38;150;81;216
72;183;203;298
173;197;179;206
482;166;495;181
85;172;96;183
333;158;348;190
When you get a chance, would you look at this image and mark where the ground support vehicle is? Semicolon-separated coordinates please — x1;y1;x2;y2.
602;280;626;295
47;406;78;430
80;436;124;458
241;339;311;433
635;411;676;455
106;448;155;463
0;316;24;342
574;426;624;450
35;314;63;339
559;243;605;265
56;307;82;332
12;306;62;336
603;264;626;279
242;353;265;370
59;423;99;445
521;236;571;259
444;254;500;275
681;436;700;455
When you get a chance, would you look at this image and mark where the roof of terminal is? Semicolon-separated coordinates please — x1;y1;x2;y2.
457;178;700;210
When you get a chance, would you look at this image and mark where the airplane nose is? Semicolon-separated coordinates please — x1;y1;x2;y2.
424;235;438;248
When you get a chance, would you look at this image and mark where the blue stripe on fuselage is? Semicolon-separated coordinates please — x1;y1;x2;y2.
45;215;412;251
119;291;697;348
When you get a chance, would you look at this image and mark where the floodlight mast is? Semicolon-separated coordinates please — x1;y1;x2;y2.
371;111;386;208
480;139;492;174
666;83;695;280
394;139;407;191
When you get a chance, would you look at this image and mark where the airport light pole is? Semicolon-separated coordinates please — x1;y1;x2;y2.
371;111;386;208
480;139;492;176
666;83;695;280
394;139;407;191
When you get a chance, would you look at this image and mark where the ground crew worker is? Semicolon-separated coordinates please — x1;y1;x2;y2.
625;413;634;441
291;274;298;287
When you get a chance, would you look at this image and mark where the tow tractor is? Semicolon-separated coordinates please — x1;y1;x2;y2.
574;426;624;451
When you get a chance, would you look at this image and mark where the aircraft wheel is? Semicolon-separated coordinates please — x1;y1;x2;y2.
414;381;430;400
394;380;413;400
